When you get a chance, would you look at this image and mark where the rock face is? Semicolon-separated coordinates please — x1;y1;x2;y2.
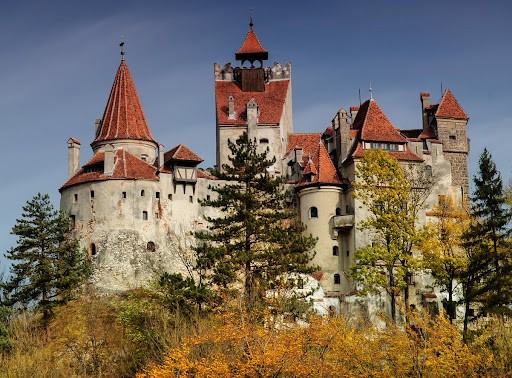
60;22;469;320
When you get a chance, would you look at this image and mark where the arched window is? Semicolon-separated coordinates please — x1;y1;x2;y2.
335;207;341;216
147;241;155;252
334;273;341;284
90;243;96;256
332;246;339;256
309;207;318;218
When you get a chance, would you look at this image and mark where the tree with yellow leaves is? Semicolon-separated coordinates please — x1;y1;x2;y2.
351;149;432;323
421;195;469;321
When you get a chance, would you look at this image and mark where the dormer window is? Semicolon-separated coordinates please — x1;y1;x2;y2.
369;142;400;151
141;154;148;162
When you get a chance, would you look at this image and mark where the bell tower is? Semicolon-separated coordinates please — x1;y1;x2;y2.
214;20;293;175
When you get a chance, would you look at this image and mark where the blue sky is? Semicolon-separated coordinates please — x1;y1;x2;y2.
1;1;511;272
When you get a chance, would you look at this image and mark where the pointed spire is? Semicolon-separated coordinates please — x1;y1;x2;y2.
92;60;156;147
436;89;468;119
235;18;268;66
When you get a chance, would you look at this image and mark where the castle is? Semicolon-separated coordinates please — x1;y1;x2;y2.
60;22;470;316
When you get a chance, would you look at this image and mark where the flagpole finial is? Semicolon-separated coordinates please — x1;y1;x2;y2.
249;8;254;29
119;36;125;61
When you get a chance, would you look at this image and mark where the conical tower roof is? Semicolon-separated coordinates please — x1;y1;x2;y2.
436;89;468;120
93;60;156;146
235;22;268;65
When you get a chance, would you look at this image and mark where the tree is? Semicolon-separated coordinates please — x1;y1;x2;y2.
351;149;431;322
461;149;512;334
2;193;90;326
194;132;317;310
420;195;469;321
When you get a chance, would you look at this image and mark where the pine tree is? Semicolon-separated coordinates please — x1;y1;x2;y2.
2;193;90;326
194;133;317;310
462;149;512;333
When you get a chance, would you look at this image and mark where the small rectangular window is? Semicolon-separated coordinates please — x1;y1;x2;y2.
168;194;172;200
156;192;160;199
189;196;193;203
207;195;211;201
90;190;95;198
142;211;148;220
155;213;159;219
449;135;456;141
122;192;127;198
74;193;78;202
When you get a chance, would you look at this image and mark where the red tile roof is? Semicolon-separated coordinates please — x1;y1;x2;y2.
69;137;81;145
197;169;218;180
323;126;334;137
60;149;158;191
164;144;203;163
350;106;360;111
436;89;468;120
215;80;290;125
236;28;268;56
286;133;322;157
350;141;423;162
353;100;407;143
296;142;343;188
93;60;156;145
418;125;436;139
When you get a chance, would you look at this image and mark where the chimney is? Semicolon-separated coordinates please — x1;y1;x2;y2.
158;144;164;169
228;95;236;119
104;144;114;175
247;98;258;142
338;109;350;164
420;92;430;131
67;138;81;179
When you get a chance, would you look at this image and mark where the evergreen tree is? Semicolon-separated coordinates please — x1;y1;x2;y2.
194;133;317;310
2;193;90;326
462;149;512;332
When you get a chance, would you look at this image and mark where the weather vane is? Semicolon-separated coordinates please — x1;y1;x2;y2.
119;36;125;60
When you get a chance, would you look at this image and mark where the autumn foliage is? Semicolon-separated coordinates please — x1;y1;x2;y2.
137;307;493;378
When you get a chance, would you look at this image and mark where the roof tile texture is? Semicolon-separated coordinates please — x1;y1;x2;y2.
436;89;468;119
286;133;323;156
215;80;290;125
164;144;203;163
297;142;343;187
94;61;156;144
236;29;268;55
353;100;407;143
60;149;158;191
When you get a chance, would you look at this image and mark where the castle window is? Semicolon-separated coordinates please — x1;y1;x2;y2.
309;207;318;218
207;195;211;201
346;250;350;257
168;194;172;200
74;193;78;202
141;190;145;197
147;241;155;252
156;192;160;199
336;207;341;216
141;154;148;162
90;243;96;256
332;246;339;256
259;138;269;144
142;211;148;220
334;274;341;284
155;213;159;219
90;190;95;198
189;196;193;203
449;135;456;141
425;165;432;177
122;191;127;199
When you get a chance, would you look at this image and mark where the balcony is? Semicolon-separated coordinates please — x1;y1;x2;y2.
332;214;354;230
